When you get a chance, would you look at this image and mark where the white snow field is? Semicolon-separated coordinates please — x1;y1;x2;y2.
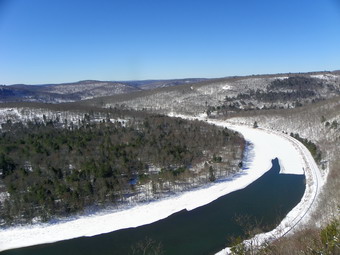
0;117;322;253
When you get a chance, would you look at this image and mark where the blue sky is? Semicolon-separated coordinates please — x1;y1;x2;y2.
0;0;340;84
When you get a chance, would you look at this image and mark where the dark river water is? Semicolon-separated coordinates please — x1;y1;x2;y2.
2;158;305;255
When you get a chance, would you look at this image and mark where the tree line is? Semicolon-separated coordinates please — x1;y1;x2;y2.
290;133;322;163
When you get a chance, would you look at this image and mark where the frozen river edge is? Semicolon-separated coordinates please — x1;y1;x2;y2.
212;119;324;254
0;117;323;253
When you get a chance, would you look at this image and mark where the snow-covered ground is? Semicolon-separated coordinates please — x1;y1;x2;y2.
0;117;322;253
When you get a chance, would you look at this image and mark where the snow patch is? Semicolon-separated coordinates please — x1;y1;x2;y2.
0;192;9;203
274;77;289;80
310;74;338;80
222;84;232;90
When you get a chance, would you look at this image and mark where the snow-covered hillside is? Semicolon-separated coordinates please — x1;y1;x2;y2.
102;72;340;116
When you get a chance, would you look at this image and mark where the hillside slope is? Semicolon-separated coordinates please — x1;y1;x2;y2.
91;71;340;116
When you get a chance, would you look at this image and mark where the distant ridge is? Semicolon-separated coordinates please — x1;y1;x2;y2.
1;70;339;104
0;78;205;104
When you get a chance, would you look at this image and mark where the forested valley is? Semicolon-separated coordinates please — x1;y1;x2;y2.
0;110;244;225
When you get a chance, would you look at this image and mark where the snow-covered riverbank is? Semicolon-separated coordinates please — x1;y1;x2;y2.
0;118;322;253
212;120;324;254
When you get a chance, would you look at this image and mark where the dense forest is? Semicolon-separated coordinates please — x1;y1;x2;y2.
0;113;244;225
